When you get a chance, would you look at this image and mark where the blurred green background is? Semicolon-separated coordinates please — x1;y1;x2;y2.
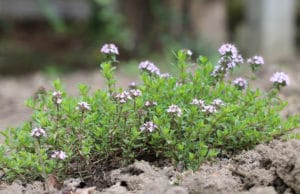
0;0;299;75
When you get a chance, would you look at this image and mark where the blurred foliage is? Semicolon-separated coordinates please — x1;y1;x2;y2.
38;0;66;33
0;0;299;75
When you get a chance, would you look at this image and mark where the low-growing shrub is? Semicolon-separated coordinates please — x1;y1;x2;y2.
0;43;298;183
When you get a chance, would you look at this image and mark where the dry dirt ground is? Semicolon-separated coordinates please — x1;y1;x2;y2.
0;62;300;194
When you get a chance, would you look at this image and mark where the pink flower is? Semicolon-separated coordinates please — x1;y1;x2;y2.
100;43;119;55
218;43;238;58
202;105;217;114
191;99;205;107
115;91;132;104
145;101;157;107
129;89;142;98
30;127;46;138
167;104;182;117
233;77;248;90
52;91;62;104
138;61;160;75
140;121;158;132
247;56;264;66
270;72;289;87
212;99;225;107
76;102;91;111
51;150;67;160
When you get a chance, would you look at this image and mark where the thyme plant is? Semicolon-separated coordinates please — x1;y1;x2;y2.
0;43;298;183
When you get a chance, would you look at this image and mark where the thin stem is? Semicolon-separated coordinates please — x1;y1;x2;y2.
35;139;49;191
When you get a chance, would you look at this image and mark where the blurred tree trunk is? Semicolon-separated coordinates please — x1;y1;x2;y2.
119;0;160;54
189;0;227;47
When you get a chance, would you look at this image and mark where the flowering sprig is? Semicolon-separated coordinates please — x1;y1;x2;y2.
129;89;142;98
202;105;217;114
51;150;67;160
167;104;182;117
140;121;158;132
115;91;132;104
233;77;248;90
191;99;205;107
129;82;137;89
76;102;91;112
145;101;157;108
212;43;243;80
247;56;264;72
52;91;62;105
30;127;46;138
270;72;289;90
100;43;119;55
212;99;225;108
138;60;160;76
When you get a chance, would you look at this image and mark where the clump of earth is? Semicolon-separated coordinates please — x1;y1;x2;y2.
1;139;299;194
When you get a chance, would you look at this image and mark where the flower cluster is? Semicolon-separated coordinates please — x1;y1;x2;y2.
115;91;132;104
212;99;225;107
212;43;243;78
202;105;217;114
247;56;264;72
247;56;264;66
140;121;158;132
270;72;289;88
129;89;142;98
52;91;62;105
191;98;224;114
100;43;119;55
233;77;248;90
30;127;46;138
51;150;67;160
129;82;137;89
218;43;238;57
145;101;157;107
167;104;182;117
138;60;160;75
76;102;91;112
191;99;205;107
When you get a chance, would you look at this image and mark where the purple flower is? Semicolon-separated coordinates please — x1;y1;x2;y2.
145;101;157;107
270;72;289;87
191;99;205;107
247;56;264;66
76;102;91;111
140;121;158;132
211;65;226;77
52;91;62;104
202;105;217;114
218;43;238;58
212;43;244;78
51;150;67;160
138;61;160;75
167;104;182;117
129;82;137;89
233;77;248;90
30;127;46;138
129;89;142;98
100;43;119;55
115;91;132;104
212;99;225;107
247;56;264;71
